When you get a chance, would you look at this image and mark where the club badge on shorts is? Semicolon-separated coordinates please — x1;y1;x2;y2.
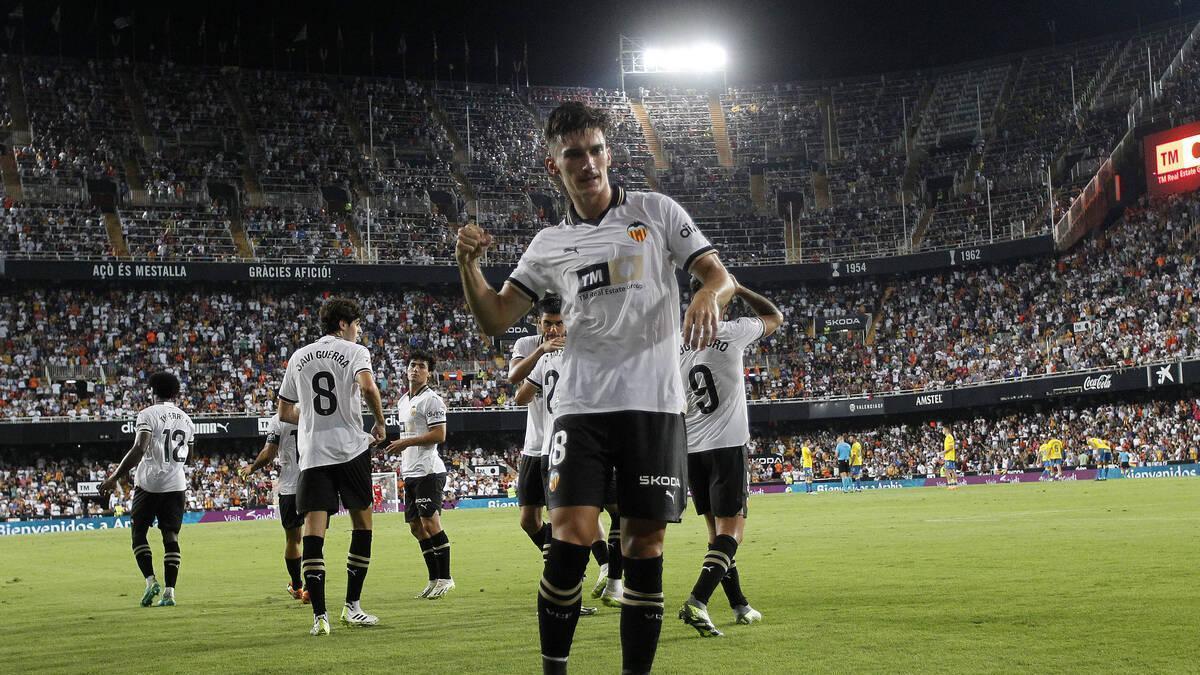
548;470;560;492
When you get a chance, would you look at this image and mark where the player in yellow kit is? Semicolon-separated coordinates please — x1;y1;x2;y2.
800;441;814;494
1047;438;1064;480
849;439;864;492
1088;436;1113;481
942;427;958;490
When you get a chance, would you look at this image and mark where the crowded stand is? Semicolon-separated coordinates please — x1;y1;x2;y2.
1;186;1197;418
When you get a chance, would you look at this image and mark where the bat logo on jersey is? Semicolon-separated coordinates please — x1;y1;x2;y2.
626;222;649;242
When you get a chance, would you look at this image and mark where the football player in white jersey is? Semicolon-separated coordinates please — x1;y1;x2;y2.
456;101;734;674
100;372;195;608
239;412;308;603
677;277;782;636
277;297;387;636
508;297;566;554
385;350;452;599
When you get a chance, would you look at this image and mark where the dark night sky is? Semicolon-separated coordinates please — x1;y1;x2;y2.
2;0;1194;87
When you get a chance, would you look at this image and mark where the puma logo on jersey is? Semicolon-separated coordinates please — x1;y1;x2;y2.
562;247;580;254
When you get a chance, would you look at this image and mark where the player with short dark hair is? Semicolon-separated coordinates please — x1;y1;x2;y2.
836;436;852;492
100;371;195;608
678;276;781;636
456;100;734;674
238;412;308;602
386;350;453;599
278;296;387;636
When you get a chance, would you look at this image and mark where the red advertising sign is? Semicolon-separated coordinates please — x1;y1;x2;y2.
1145;121;1200;195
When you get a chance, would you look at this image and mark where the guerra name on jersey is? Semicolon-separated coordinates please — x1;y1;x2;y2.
506;187;715;418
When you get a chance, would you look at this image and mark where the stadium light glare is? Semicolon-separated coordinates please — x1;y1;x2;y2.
643;43;727;73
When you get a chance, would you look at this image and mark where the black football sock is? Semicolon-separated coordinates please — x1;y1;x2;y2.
302;535;327;616
528;523;550;551
591;539;609;567
419;536;437;581
690;534;738;607
542;524;553;564
721;558;749;608
162;540;181;590
285;556;303;590
621;556;665;674
538;538;590;673
429;530;451;579
346;529;372;603
132;532;155;580
607;524;623;581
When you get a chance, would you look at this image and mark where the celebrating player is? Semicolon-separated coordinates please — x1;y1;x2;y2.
1088;435;1113;480
386;351;454;600
456;101;733;674
100;371;195;608
239;412;308;602
677;276;781;637
277;297;387;636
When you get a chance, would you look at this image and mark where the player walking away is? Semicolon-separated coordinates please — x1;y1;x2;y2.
455;101;733;674
238;412;308;602
277;297;387;636
100;371;195;608
1118;447;1132;477
678;276;781;637
386;350;454;600
850;437;864;491
1088;436;1113;481
835;437;852;493
942;426;959;490
800;441;815;494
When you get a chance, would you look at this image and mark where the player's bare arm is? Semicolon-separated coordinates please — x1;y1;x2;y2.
507;335;566;384
385;424;446;453
733;279;784;337
278;399;300;425
456;222;533;335
239;440;279;480
514;379;538;406
100;430;152;496
683;251;734;350
357;369;387;444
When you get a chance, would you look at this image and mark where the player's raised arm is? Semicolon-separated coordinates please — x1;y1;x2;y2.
683;251;735;350
455;222;533;335
734;279;784;337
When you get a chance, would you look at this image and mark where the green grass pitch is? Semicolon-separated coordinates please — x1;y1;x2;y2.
3;479;1198;673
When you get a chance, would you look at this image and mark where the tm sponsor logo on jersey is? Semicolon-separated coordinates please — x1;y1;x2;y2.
574;255;645;298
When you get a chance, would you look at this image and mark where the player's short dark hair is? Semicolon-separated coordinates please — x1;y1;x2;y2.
319;297;362;335
408;349;437;370
148;371;180;400
544;101;610;147
539;293;563;316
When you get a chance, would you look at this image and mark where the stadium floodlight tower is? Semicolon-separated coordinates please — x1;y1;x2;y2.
619;35;728;91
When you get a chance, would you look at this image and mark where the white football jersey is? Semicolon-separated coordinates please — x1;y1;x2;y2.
680;317;765;453
513;334;547;458
510;335;542;370
525;349;566;457
278;334;375;470
397;385;448;478
133;402;195;493
507;187;714;417
265;414;300;495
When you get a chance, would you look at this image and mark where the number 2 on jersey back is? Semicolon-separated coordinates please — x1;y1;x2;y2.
688;365;719;414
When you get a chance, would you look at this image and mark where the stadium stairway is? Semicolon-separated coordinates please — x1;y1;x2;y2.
817;95;840;161
4;60;31;145
750;173;769;214
708;92;735;168
0;151;23;201
630;100;667;169
119;71;158;154
812;170;832;210
424;93;476;206
223;77;266;207
102;212;130;258
226;208;254;259
123;155;151;205
909;204;936;250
